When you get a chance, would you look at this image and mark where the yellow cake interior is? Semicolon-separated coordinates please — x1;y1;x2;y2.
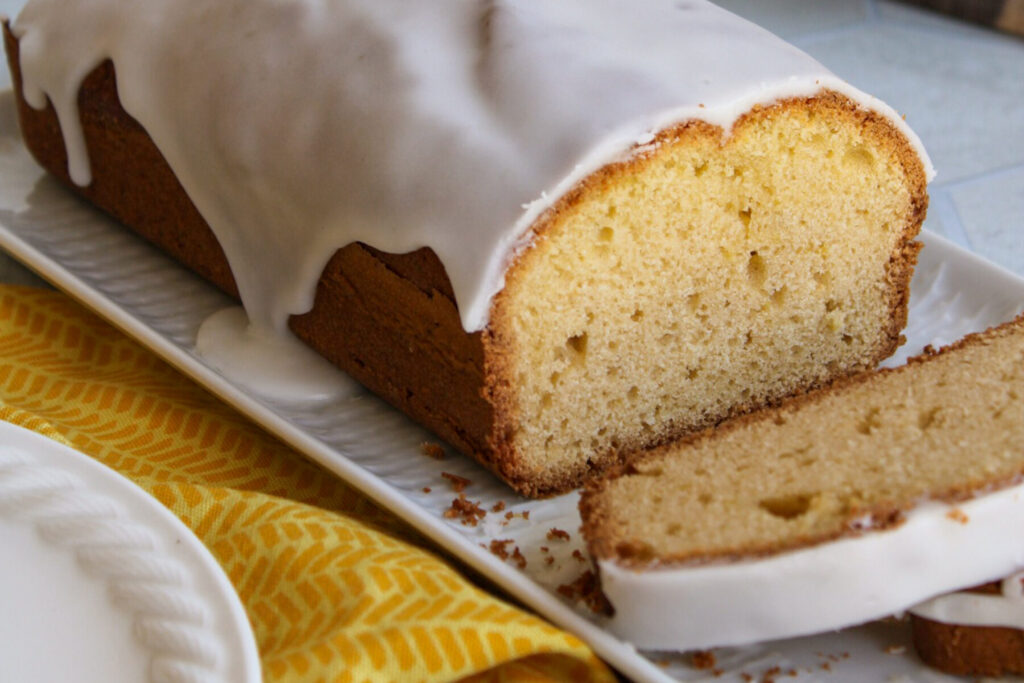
584;317;1024;564
492;92;927;493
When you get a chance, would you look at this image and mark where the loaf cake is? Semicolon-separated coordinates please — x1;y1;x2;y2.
4;0;931;496
580;314;1024;650
910;575;1024;676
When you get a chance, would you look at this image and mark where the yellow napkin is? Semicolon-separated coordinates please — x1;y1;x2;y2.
0;285;613;682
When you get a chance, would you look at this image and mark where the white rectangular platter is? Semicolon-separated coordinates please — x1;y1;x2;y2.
1;89;1022;682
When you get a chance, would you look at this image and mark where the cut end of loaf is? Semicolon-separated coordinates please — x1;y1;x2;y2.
581;314;1024;567
488;91;928;496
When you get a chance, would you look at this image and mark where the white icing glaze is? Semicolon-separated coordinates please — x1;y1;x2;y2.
598;483;1024;651
10;0;934;341
195;307;361;403
910;570;1024;630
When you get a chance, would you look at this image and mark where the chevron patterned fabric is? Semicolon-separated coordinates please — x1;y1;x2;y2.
0;285;613;682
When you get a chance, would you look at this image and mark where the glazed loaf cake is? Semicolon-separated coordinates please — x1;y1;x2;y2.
5;0;930;496
581;314;1024;649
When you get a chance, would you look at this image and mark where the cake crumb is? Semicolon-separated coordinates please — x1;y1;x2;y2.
487;539;526;569
557;570;611;614
511;545;527;569
420;442;445;460
540;546;549;553
572;549;587;563
441;472;471;492
547;528;571;542
489;539;513;560
656;659;670;668
946;508;969;524
740;674;753;682
544;556;555;566
495;507;530;521
443;494;486;526
491;501;506;513
691;650;716;670
885;645;906;655
760;666;781;683
422;486;431;493
819;651;848;664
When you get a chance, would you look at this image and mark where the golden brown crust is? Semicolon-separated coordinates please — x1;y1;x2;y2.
911;614;1024;677
580;313;1024;566
910;563;1024;675
4;26;928;497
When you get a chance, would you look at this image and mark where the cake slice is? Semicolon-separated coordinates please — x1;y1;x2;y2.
910;575;1024;677
6;0;930;496
580;314;1024;650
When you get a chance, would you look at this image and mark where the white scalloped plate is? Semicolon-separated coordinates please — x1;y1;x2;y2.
1;88;1023;682
0;420;261;683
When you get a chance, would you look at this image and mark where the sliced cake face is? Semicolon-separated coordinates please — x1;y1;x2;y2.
492;92;928;495
581;315;1024;567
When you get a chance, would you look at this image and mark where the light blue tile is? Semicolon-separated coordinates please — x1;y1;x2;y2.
712;0;872;40
921;188;971;249
878;0;1005;35
794;22;1024;185
0;0;25;19
948;166;1024;277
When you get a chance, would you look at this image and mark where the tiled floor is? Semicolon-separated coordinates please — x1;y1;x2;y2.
0;0;1020;282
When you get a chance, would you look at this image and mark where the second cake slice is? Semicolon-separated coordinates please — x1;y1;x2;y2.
581;314;1024;650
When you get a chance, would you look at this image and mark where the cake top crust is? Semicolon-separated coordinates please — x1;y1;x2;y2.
10;0;933;333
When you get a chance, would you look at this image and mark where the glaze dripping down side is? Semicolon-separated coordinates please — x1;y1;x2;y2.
10;0;933;335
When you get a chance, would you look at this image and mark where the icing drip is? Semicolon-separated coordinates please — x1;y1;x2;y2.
598;483;1024;651
195;307;361;403
910;570;1024;630
10;0;934;342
